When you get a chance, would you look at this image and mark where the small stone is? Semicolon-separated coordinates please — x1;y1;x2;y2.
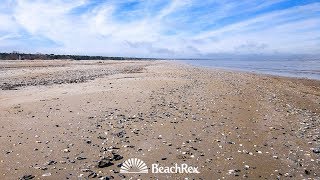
312;147;320;154
305;169;310;175
46;160;56;166
118;174;126;178
76;156;86;160
42;173;51;177
112;154;123;161
97;135;106;140
19;175;35;180
102;176;114;180
63;149;70;153
81;169;91;172
88;172;97;178
69;160;76;163
98;158;114;168
34;166;48;170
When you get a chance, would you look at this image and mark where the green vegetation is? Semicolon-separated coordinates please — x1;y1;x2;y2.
0;52;157;60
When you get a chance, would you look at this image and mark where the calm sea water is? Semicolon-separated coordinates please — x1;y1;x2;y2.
178;59;320;80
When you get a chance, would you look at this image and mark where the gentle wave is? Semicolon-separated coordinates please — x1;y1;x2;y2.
179;59;320;80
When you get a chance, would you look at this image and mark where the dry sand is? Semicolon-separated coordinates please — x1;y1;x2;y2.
0;60;319;179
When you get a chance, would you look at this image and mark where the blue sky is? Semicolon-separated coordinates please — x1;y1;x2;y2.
0;0;319;58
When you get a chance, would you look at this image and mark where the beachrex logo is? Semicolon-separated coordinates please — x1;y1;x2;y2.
152;163;200;174
120;158;200;174
120;158;149;173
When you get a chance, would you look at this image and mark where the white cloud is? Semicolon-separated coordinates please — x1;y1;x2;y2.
192;3;320;54
196;3;320;39
156;0;191;19
0;0;319;57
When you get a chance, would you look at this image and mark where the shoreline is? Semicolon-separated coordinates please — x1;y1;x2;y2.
2;59;320;82
178;60;320;81
197;64;320;86
0;60;319;179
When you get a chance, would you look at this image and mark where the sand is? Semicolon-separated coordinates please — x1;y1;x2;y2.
0;60;319;179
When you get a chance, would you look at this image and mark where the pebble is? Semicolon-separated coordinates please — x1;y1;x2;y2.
101;176;114;180
312;147;320;154
76;156;86;160
19;175;35;180
45;160;56;166
112;153;123;161
98;158;114;168
42;173;51;177
88;172;97;178
63;149;70;153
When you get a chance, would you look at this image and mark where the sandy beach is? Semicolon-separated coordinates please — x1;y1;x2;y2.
0;60;319;179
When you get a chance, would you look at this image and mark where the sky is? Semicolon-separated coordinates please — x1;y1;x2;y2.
0;0;319;58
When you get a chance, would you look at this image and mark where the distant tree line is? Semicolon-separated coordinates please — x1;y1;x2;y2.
0;52;157;60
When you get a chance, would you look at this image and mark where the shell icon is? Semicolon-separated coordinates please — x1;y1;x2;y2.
120;158;148;173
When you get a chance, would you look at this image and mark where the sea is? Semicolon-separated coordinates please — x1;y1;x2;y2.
178;57;320;80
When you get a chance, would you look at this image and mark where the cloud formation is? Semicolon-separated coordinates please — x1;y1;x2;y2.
0;0;319;57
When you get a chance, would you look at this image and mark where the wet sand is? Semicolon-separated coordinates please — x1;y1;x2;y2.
0;60;319;179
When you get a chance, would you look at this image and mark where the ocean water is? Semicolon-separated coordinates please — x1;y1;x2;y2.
179;58;320;80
